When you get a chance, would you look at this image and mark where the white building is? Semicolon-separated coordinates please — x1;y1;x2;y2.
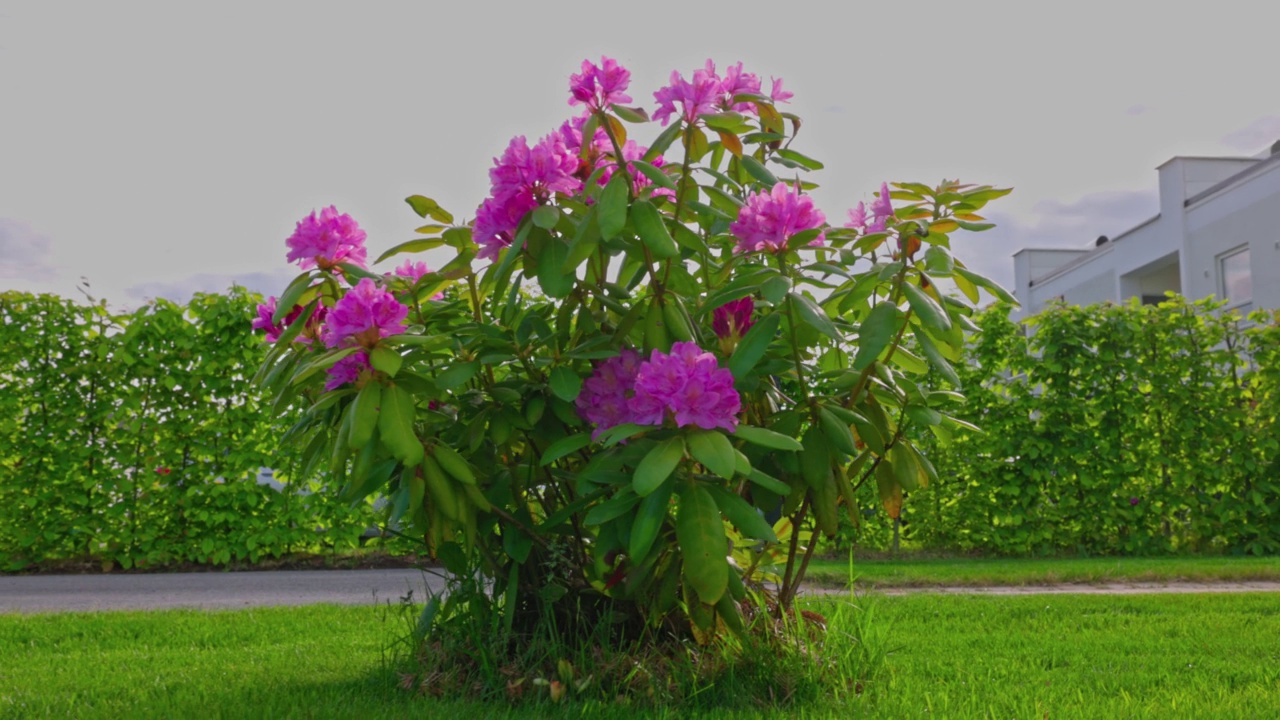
1012;142;1280;319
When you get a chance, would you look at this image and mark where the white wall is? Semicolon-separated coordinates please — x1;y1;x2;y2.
1184;157;1280;312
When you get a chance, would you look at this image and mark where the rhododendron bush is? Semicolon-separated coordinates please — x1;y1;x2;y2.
256;57;1011;639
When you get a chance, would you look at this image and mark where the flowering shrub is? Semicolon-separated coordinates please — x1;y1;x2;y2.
256;57;1011;641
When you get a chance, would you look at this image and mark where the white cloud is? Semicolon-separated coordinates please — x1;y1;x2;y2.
0;218;56;280
951;189;1158;290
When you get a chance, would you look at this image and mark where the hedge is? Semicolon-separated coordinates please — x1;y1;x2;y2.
0;289;417;571
842;296;1280;556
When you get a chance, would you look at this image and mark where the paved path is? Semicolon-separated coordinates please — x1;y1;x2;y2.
3;571;1278;613
0;569;447;613
868;581;1280;596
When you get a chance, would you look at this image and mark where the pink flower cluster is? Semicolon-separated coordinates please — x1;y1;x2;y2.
473;133;582;261
576;343;741;438
389;260;444;300
729;182;827;254
845;182;895;234
652;60;793;127
325;351;370;391
568;56;632;111
555;114;672;199
285;206;368;270
323;278;409;350
252;297;328;345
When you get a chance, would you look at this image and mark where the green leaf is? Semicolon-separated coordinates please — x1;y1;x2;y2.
597;422;650;447
728;312;780;380
774;148;824;170
610;104;650;123
629;477;673;564
378;384;423;465
633;437;685;496
912;326;961;387
369;346;403;378
645;121;683;161
875;460;902;519
747;468;791;495
548;366;583;402
800;428;832;491
584;490;640;526
739;155;779;187
732;424;803;451
597;174;630;241
789;292;842;342
348;382;381;451
760;275;792;305
853;301;900;370
375;237;445;265
630;159;677;190
688;430;736;479
273;272;314;323
902;282;952;333
405;195;454;224
677;483;728;604
818;407;858;456
432;444;476;485
562;207;601;274
434;361;480;390
537;239;575;298
955;266;1018;305
531;205;560;229
539;432;591;466
924;246;954;275
707;486;777;543
889;443;922;491
630;199;680;259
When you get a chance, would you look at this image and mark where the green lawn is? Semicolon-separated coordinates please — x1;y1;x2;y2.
2;591;1278;719
800;553;1280;588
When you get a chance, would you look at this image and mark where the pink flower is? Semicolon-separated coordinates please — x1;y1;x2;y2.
769;77;793;103
869;182;894;233
252;296;302;343
473;190;538;262
632;342;741;432
285;206;368;270
325;350;370;391
489;134;581;201
652;60;793;126
323;278;409;349
576;343;742;436
713;297;755;342
568;56;633;111
652;65;722;126
390;260;445;300
473;133;582;262
845;201;868;232
718;62;762;111
576;348;643;440
252;300;327;346
729;182;827;254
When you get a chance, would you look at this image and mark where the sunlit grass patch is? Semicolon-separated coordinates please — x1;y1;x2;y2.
801;553;1280;588
2;591;1278;719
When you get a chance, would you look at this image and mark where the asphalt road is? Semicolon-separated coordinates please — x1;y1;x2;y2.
0;568;447;613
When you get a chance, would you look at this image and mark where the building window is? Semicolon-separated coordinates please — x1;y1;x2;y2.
1218;247;1252;307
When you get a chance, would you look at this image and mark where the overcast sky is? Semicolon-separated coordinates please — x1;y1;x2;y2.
2;1;1277;308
